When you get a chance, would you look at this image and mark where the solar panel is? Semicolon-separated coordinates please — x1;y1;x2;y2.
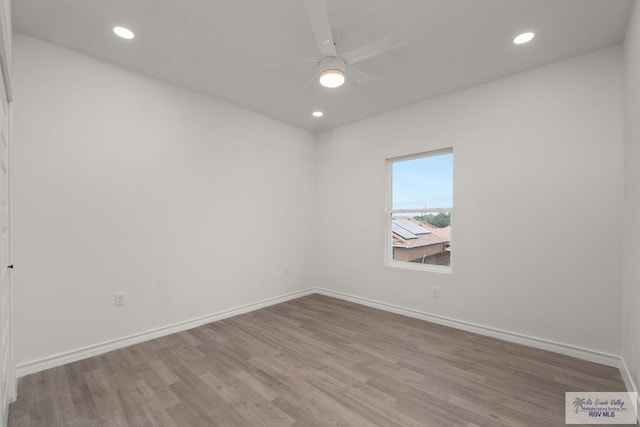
392;222;417;239
394;219;431;235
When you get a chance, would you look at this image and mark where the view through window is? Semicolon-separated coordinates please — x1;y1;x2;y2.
389;149;453;269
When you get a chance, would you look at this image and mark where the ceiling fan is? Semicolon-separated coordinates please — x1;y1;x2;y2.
303;0;412;88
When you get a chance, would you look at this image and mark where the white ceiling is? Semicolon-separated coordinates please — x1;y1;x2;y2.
12;0;635;132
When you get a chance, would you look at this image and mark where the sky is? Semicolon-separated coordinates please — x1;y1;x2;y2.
392;152;453;210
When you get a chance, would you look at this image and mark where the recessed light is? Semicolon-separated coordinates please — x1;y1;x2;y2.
113;26;135;40
312;111;324;118
513;32;535;45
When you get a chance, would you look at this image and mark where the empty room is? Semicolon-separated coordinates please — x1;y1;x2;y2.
0;0;638;425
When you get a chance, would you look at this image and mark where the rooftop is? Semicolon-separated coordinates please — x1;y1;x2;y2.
391;216;451;249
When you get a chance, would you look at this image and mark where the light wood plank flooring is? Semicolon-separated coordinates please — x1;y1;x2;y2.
8;294;634;426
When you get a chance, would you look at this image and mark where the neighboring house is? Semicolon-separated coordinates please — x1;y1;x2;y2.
392;217;451;265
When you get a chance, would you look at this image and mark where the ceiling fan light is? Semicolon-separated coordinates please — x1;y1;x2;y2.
318;56;346;88
319;69;345;88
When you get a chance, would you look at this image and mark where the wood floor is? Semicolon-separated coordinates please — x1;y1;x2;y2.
8;294;633;427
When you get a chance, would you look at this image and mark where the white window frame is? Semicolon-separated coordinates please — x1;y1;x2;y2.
385;148;453;273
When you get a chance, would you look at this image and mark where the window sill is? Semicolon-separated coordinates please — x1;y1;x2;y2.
385;261;452;274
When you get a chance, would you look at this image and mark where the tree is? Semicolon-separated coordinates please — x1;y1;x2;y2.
416;212;450;228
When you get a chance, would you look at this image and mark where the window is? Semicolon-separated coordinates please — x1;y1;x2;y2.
386;149;453;272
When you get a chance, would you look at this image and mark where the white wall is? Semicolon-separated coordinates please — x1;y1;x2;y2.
12;34;315;366
12;31;628;372
622;0;640;401
315;46;624;355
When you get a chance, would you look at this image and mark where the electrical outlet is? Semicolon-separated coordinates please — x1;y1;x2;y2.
114;292;125;306
432;287;440;298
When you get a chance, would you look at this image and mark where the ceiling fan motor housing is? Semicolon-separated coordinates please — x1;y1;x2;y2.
319;56;346;74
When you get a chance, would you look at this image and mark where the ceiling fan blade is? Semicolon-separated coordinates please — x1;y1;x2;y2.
342;35;412;65
303;0;337;58
347;65;383;85
251;54;318;65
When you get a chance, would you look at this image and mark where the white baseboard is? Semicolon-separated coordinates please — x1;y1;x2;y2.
15;288;316;378
315;288;622;368
15;286;630;390
619;358;640;423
